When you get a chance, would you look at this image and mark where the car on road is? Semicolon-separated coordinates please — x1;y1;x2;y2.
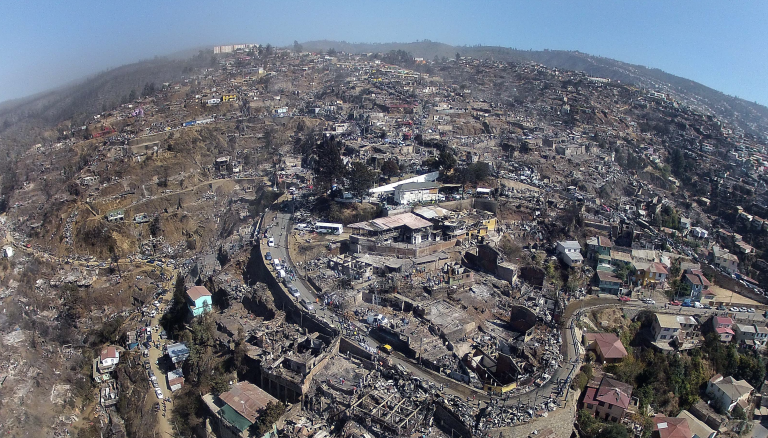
267;237;275;247
619;296;631;302
155;389;163;399
669;301;682;306
300;299;314;311
379;344;393;355
739;307;748;313
265;252;272;261
730;307;739;312
286;283;300;297
641;298;655;305
748;308;756;313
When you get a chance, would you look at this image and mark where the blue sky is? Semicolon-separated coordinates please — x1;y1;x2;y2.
2;0;767;105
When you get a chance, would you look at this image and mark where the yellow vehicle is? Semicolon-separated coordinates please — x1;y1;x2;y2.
379;344;392;355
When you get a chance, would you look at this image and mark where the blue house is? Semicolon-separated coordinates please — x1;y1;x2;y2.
186;286;212;317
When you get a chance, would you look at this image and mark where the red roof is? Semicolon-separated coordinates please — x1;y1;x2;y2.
715;327;735;335
219;381;278;424
594;377;633;409
714;316;733;326
651;262;669;275
653;416;692;438
584;333;628;360
100;346;118;361
186;285;212;301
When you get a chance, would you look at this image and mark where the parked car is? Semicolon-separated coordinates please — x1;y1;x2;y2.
748;308;756;313
730;307;740;312
265;252;272;261
619;296;631;302
681;301;693;307
718;305;727;311
702;304;712;309
669;301;682;306
739;307;748;313
268;237;275;247
300;299;314;311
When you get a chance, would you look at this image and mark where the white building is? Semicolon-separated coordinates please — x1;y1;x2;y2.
706;374;753;413
555;241;583;267
691;227;708;239
712;246;738;273
394;181;442;205
99;346;120;370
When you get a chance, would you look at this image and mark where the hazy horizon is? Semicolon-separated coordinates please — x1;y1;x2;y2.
2;0;767;106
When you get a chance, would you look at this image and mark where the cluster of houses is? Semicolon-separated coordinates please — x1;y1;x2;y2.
556;236;734;304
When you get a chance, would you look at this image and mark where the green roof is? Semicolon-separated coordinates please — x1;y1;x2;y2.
219;403;253;432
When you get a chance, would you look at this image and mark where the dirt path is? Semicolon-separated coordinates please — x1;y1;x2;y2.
147;287;176;437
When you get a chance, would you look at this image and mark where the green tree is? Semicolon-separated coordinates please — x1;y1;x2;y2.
293;40;303;53
596;423;630;438
346;161;376;202
380;159;400;178
437;149;457;171
249;401;286;436
313;136;345;193
577;409;601;436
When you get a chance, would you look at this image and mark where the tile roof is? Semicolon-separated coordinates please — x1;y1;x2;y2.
595;377;633;409
584;333;628;360
653;416;692;438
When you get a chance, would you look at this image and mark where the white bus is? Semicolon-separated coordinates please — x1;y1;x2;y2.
315;222;343;235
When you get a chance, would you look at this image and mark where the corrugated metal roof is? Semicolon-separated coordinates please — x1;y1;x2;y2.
219;381;278;425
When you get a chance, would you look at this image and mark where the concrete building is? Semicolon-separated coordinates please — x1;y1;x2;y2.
99;346;120;372
393;181;441;205
556;240;583;267
706;374;753;414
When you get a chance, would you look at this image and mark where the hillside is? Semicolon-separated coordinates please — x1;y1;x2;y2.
302;40;768;138
0;52;214;163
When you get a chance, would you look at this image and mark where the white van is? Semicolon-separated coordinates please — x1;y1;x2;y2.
273;258;281;269
278;269;286;279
